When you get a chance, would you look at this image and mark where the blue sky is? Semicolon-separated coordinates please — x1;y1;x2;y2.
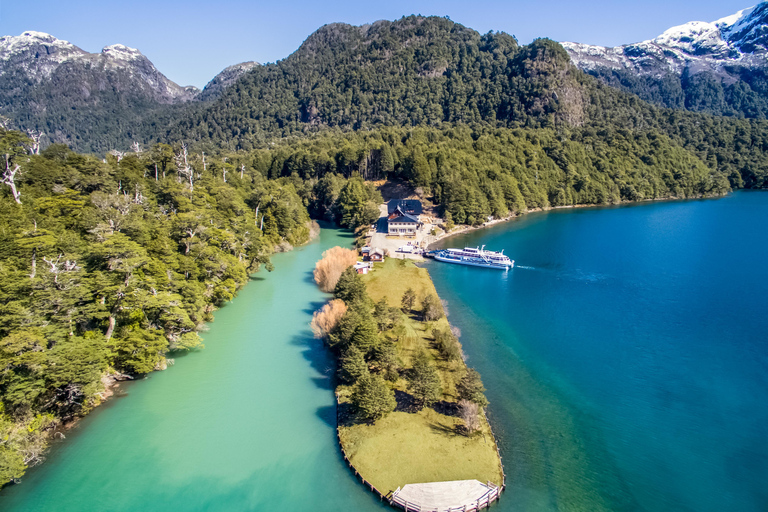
0;0;754;88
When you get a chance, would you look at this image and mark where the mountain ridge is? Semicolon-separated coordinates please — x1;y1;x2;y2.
562;3;768;117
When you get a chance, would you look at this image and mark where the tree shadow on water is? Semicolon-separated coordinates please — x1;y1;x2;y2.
290;331;336;391
303;269;317;286
303;300;327;316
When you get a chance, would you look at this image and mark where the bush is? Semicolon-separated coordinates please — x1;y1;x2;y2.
313;246;358;292
311;299;348;340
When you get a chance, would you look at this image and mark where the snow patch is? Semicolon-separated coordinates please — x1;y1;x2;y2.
563;3;768;75
101;44;143;60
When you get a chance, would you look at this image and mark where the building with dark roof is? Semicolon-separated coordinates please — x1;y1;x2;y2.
387;205;420;236
387;199;422;216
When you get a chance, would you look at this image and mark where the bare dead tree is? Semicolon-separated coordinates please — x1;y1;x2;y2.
222;166;227;183
459;400;481;435
26;130;44;155
240;163;245;179
42;254;80;285
90;191;132;236
201;151;207;172
0;116;10;130
175;143;194;192
1;161;22;204
108;149;125;163
130;141;142;154
133;184;144;204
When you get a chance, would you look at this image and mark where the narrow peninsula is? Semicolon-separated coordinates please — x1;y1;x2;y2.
312;249;504;511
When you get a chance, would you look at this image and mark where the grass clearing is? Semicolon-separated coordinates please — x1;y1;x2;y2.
339;409;502;494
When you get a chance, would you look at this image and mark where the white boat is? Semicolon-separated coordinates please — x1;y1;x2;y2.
433;245;514;270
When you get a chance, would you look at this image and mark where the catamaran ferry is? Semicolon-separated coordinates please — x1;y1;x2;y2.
433;246;514;270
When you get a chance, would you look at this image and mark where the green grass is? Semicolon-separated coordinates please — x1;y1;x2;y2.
337;257;504;493
363;257;437;309
339;409;502;494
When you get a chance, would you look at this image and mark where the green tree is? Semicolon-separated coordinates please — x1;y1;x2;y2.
407;350;442;409
338;345;368;384
350;373;396;423
337;176;378;229
373;297;400;331
401;288;416;312
432;328;461;361
456;368;489;408
0;445;25;486
333;267;368;305
421;294;443;321
370;340;400;382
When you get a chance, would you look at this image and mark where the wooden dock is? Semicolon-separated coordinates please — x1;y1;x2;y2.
390;480;501;512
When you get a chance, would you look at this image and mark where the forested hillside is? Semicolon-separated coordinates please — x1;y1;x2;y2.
245;125;730;227
159;16;768;190
0;128;311;484
583;67;768;120
0;32;202;154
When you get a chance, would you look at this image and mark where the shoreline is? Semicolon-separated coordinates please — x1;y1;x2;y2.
4;222;321;489
427;192;730;249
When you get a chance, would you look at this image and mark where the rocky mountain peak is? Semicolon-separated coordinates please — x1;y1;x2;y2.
562;3;768;76
101;43;143;61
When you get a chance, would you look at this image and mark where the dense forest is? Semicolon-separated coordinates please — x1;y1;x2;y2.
0;128;311;484
586;67;768;120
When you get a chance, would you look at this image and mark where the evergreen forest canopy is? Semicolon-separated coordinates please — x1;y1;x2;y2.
1;12;768;489
0;129;311;484
585;66;768;121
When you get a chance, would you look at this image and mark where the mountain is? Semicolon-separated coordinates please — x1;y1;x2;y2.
0;31;198;152
562;3;768;117
198;61;260;101
165;16;597;149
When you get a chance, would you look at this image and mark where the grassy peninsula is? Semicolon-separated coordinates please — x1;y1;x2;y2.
313;254;503;495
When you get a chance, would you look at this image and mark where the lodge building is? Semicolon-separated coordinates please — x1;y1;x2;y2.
387;199;422;236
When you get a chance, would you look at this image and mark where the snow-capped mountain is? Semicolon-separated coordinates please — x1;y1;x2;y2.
563;3;768;77
0;31;198;103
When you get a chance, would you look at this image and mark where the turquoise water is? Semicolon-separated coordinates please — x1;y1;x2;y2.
427;191;768;511
1;226;388;511
3;193;767;511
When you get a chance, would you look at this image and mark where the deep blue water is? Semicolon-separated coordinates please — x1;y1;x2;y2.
427;191;768;511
